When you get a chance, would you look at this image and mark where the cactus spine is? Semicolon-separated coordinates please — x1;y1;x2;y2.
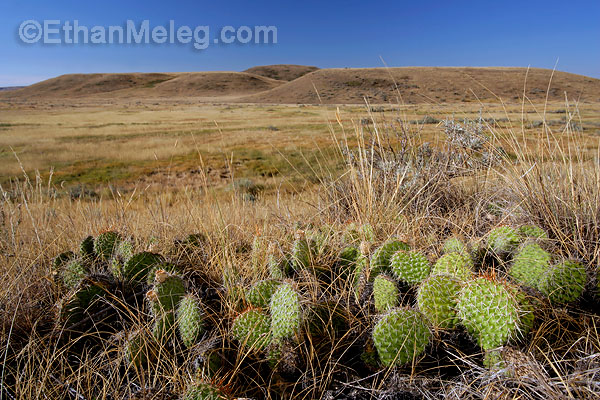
390;249;431;285
417;274;462;329
270;282;301;340
177;294;205;348
373;275;399;313
372;308;431;367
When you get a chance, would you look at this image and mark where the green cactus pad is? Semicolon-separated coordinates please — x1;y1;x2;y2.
372;308;431;367
457;277;522;350
109;239;135;279
269;253;291;280
538;260;586;304
270;283;301;340
79;236;95;260
120;251;164;283
442;237;469;255
150;272;186;314
518;225;548;240
390;250;431;285
152;311;176;343
417;274;462;329
53;251;75;270
124;329;156;370
432;252;473;281
232;309;271;351
487;226;521;255
343;223;375;244
176;294;205;348
94;231;122;261
373;275;400;313
370;240;410;281
61;259;90;289
146;262;182;285
57;281;107;325
291;233;313;270
510;287;535;337
246;279;280;308
183;382;226;400
509;242;551;289
338;245;360;278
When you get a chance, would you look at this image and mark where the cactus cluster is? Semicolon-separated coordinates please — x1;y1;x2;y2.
369;239;410;280
46;221;596;399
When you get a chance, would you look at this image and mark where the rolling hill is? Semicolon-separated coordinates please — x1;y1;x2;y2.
1;65;598;104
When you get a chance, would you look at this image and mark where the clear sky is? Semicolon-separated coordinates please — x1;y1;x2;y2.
1;0;598;86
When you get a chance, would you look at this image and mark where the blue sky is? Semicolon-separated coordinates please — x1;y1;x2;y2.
1;0;598;86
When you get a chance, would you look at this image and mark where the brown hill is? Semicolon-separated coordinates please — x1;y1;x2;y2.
2;67;598;104
243;64;319;81
2;71;283;100
239;67;600;104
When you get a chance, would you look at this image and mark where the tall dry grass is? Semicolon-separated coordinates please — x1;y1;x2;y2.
1;97;599;399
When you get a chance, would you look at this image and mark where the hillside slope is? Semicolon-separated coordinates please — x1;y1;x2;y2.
1;72;283;100
2;67;598;103
244;64;319;81
239;67;600;104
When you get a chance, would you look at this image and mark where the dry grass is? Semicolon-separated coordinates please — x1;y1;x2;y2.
1;96;600;399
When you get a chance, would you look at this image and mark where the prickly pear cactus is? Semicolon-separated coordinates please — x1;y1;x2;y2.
417;274;462;329
343;223;375;245
177;294;204;348
373;275;399;313
152;311;176;343
509;242;551;289
351;242;370;301
53;251;75;270
94;231;122;261
510;286;535;337
146;262;182;285
232;309;271;350
270;283;301;340
291;230;313;271
518;225;548;240
57;280;107;326
120;251;164;283
79;236;95;260
148;270;186;314
338;245;360;279
61;258;90;289
457;277;522;350
124;329;156;370
431;252;473;281
268;243;291;280
372;308;431;367
442;237;469;255
246;279;280;308
109;239;134;279
369;240;410;281
183;382;226;400
390;250;431;285
538;260;586;304
487;226;521;256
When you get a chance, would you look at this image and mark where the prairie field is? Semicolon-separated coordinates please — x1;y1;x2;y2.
1;92;600;399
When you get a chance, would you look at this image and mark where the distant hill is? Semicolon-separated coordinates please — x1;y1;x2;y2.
243;64;319;81
239;67;600;104
2;66;598;104
0;86;25;92
1;72;282;100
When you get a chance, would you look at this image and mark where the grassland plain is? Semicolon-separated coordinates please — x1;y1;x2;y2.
1;90;600;399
